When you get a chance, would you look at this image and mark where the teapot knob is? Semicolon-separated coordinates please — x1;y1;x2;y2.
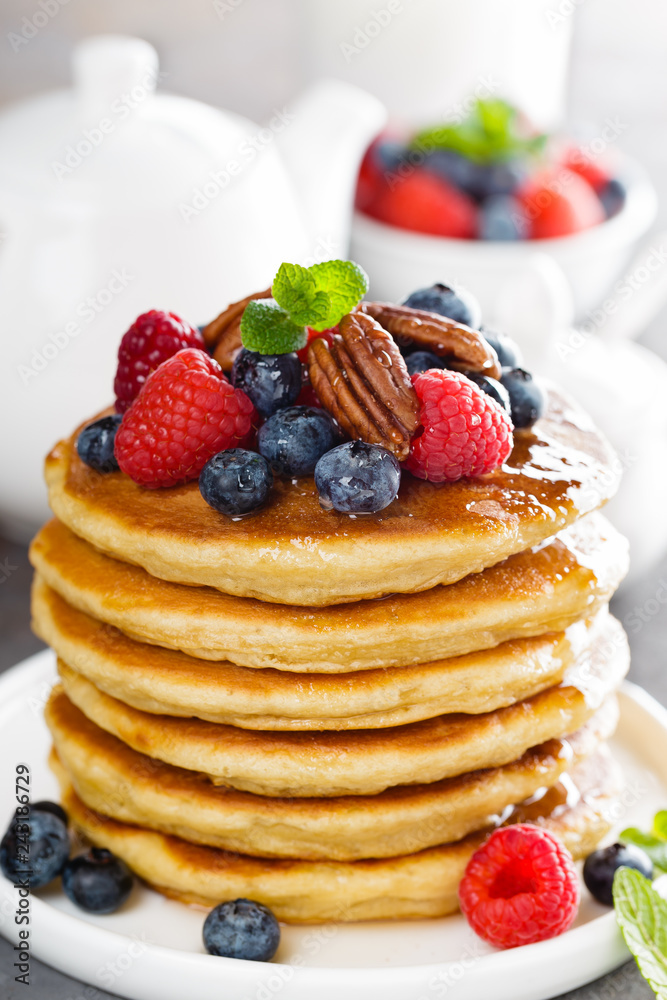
73;35;159;125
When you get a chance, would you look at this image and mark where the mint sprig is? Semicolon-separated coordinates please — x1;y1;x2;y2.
240;259;368;355
613;868;667;999
621;811;667;875
273;260;369;332
621;828;667;876
239;299;307;355
412;97;547;165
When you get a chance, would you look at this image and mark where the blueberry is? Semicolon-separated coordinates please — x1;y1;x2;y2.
258;406;340;478
373;139;407;173
231;349;302;418
1;806;69;889
583;843;653;907
598;178;626;219
467;159;527;200
315;441;400;514
30;801;68;826
426;151;526;201
200;449;273;516
76;415;122;473
500;368;547;428
479;195;528;241
203;898;280;962
405;351;445;376
480;329;523;368
464;372;511;412
62;847;133;914
402;283;481;329
425;149;479;193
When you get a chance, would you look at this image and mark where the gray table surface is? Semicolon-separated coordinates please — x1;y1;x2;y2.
0;533;665;999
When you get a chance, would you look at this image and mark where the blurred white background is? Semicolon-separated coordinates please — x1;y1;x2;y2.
0;0;665;350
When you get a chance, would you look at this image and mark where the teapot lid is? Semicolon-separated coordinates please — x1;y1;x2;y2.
0;35;260;209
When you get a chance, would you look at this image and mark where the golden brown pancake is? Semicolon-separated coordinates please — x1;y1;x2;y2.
33;580;617;730
30;514;628;672
52;751;620;922
56;620;627;796
46;687;617;861
45;389;620;605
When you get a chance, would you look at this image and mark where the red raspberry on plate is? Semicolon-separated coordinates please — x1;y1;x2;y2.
365;170;477;239
459;824;580;949
115;348;256;488
114;310;205;413
405;369;513;483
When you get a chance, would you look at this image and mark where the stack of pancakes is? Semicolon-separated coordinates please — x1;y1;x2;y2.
31;387;630;923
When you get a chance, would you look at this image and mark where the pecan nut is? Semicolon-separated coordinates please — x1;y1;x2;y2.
358;302;502;380
308;311;419;460
201;288;272;370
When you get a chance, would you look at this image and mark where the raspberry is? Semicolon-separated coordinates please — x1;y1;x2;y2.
114;310;204;413
115;349;256;488
459;824;580;949
405;369;513;482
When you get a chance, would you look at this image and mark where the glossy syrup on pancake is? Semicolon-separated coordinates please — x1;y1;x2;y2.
44;388;621;605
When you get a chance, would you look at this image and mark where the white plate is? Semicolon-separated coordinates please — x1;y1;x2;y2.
1;650;665;1000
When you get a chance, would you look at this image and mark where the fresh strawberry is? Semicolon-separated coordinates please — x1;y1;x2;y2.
520;169;604;239
115;349;255;488
561;145;612;193
366;171;477;239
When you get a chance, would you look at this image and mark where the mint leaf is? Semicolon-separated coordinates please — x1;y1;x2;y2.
653;812;667;840
273;259;368;332
622;828;667;875
239;299;307;355
613;868;667;999
412;97;546;165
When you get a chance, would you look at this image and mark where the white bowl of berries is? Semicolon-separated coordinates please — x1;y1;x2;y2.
350;101;657;321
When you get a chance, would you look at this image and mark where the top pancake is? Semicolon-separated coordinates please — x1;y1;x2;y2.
45;388;620;605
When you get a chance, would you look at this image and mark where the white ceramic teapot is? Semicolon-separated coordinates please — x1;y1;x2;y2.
0;35;386;538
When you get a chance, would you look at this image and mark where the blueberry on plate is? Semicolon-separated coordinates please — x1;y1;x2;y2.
583;843;654;907
76;415;122;473
258;406;340;478
479;195;529;241
0;804;70;889
203;898;280;962
315;441;401;514
231;349;302;418
405;350;445;376
402;282;482;329
464;372;511;412
62;847;134;914
30;801;68;826
200;449;273;517
480;329;523;369
500;368;547;428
